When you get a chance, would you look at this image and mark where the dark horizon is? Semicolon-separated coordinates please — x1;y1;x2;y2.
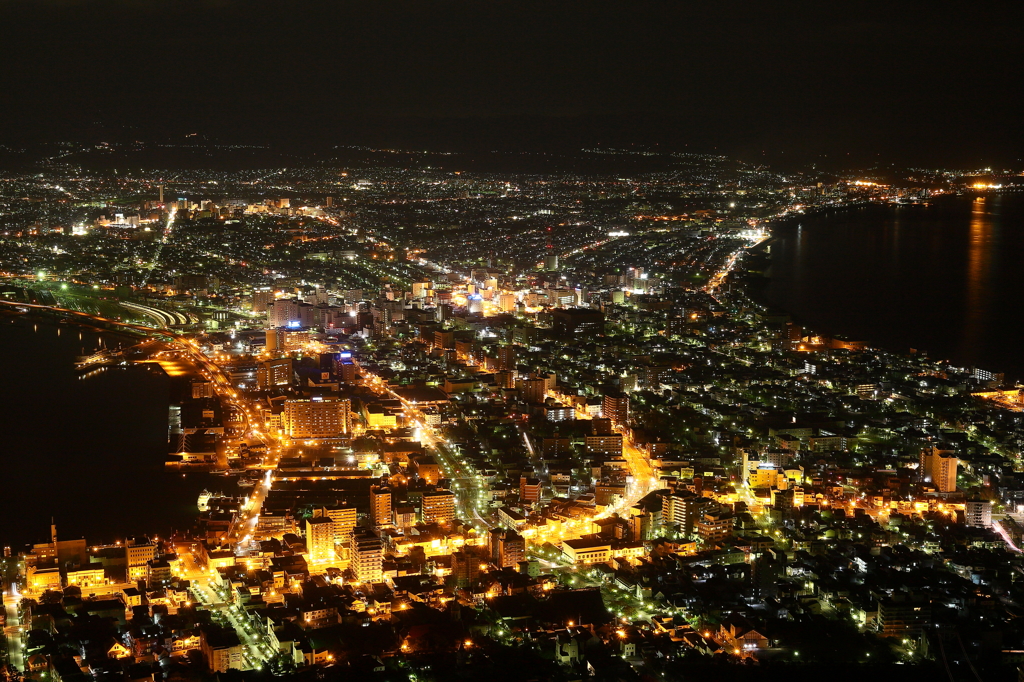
2;1;1021;169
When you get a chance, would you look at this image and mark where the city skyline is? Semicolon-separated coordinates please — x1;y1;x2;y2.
1;2;1022;680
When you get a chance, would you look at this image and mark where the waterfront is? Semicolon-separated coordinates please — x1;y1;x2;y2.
0;315;216;550
761;194;1024;380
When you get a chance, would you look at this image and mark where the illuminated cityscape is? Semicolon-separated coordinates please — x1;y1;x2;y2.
1;2;1022;680
0;145;1022;682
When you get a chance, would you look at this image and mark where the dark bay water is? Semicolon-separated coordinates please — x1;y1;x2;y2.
0;316;215;550
762;194;1024;380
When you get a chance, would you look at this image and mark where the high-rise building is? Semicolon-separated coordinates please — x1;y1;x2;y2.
268;298;300;328
314;505;356;558
496;345;517;371
200;626;244;673
421;490;456;525
498;293;517;312
333;352;358;384
603;392;630;426
497;530;525;568
350;528;383;583
662;493;715;537
256;358;293;389
519;377;547;404
370;486;392;529
451;549;482;587
252;288;275;314
920;446;958;493
282;398;350;438
305;516;335;564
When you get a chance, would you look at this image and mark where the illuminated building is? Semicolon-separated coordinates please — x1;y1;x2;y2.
662;492;715;537
421;490;456;525
561;538;611;565
877;595;932;637
434;330;455;350
496;530;525;568
392;505;417;530
66;565;105;587
350;528;383;583
316;504;356;547
451;549;481;587
415;461;440;485
520;476;542;504
920;446;958;493
268;298;301;328
595;483;626;506
602;391;629;425
496;345;517;371
305;516;335;564
519;377;548;404
498;293;517;312
585;434;622;457
496;506;528;530
282;397;350;438
695;511;734;545
256;358;293;389
200;626;244;673
544;403;574;422
965;499;992;527
370;486;392;529
333;352;358;384
29;523;87;569
126;537;157;582
363;403;398;429
640;364;672;390
252;288;274;313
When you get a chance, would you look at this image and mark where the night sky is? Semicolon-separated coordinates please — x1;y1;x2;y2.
2;0;1021;165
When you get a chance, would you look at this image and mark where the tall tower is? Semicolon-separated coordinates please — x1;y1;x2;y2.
158;184;164;204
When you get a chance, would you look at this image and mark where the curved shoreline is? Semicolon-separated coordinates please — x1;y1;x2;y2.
743;197;1020;381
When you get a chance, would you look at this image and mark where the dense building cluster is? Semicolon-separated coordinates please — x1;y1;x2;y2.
3;144;1024;681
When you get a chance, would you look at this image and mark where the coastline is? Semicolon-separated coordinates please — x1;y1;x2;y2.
739;196;1021;383
0;313;211;550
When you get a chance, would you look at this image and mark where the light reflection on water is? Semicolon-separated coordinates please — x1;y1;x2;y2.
763;194;1022;378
